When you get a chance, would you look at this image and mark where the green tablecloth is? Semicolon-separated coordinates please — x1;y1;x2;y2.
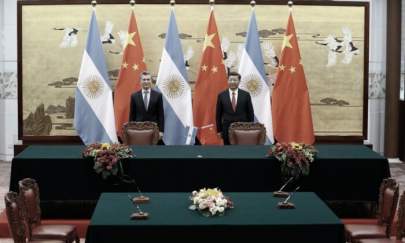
85;192;345;243
15;144;384;160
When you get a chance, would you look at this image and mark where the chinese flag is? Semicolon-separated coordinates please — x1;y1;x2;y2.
114;11;146;139
272;12;315;144
193;10;228;145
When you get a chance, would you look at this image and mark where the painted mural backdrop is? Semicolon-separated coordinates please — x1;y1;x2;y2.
21;4;365;137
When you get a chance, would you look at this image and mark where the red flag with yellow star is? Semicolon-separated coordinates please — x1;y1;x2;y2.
114;10;146;139
193;10;228;145
272;12;315;144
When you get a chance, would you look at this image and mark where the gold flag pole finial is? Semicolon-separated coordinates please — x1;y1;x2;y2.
288;1;293;12
170;0;175;7
130;0;135;9
250;0;256;8
91;0;97;8
209;0;215;10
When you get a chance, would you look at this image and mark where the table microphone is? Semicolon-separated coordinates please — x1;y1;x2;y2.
132;177;150;203
278;186;300;209
282;186;300;204
273;177;294;198
122;174;150;203
127;194;149;219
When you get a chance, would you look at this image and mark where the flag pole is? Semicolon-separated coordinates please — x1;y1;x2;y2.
170;0;175;10
91;0;97;9
209;0;214;11
288;0;293;13
250;0;256;9
130;0;135;10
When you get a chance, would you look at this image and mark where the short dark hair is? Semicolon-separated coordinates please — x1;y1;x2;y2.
228;71;241;81
140;71;151;80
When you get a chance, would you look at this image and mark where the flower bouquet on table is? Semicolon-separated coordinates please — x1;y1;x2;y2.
82;143;104;158
93;149;120;179
189;188;233;217
82;143;134;180
110;143;134;159
268;142;317;179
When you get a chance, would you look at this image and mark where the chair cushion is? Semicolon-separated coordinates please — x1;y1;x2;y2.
31;224;76;239
30;240;66;243
228;122;266;145
359;239;402;243
126;129;155;145
346;224;387;239
234;130;262;145
5;192;27;242
123;121;159;145
342;218;379;225
22;188;41;225
381;188;396;222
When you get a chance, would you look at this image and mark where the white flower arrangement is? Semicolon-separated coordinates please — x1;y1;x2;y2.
189;188;233;216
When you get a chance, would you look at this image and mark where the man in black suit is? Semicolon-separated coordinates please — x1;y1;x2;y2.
216;72;254;145
129;71;164;138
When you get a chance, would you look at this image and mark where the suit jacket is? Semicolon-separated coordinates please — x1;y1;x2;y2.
129;89;164;132
216;89;254;135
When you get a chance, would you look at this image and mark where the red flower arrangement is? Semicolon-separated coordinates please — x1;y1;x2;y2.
268;142;317;179
83;143;134;179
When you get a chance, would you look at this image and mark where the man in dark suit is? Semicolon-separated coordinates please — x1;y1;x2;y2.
216;72;254;145
129;71;164;137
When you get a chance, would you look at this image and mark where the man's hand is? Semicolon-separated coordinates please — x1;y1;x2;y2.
159;132;164;139
217;132;222;139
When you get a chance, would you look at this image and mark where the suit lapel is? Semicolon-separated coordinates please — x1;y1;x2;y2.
147;90;155;112
235;90;242;112
225;90;234;112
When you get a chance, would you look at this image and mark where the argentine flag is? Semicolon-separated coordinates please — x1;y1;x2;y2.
156;9;196;145
74;10;118;145
238;9;274;144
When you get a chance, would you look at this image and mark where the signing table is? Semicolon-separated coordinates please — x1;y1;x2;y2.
85;192;345;243
10;145;390;218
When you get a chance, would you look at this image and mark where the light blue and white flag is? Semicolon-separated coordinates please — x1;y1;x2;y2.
238;9;274;144
156;9;196;145
74;10;118;145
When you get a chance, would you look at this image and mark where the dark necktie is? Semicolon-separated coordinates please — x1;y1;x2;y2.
231;91;236;112
143;90;149;110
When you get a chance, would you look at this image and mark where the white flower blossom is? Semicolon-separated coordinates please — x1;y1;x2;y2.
199;202;207;210
209;206;218;215
190;188;232;216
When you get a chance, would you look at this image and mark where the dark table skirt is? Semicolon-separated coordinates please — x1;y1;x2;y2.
10;144;390;218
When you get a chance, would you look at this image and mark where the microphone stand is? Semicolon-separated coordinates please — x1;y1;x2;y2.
119;162;150;203
273;177;294;198
127;194;149;219
277;186;300;209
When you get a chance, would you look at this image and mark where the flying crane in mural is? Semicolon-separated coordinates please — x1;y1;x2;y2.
262;40;279;69
108;30;127;55
184;46;194;70
54;27;79;48
100;20;115;44
316;27;360;67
